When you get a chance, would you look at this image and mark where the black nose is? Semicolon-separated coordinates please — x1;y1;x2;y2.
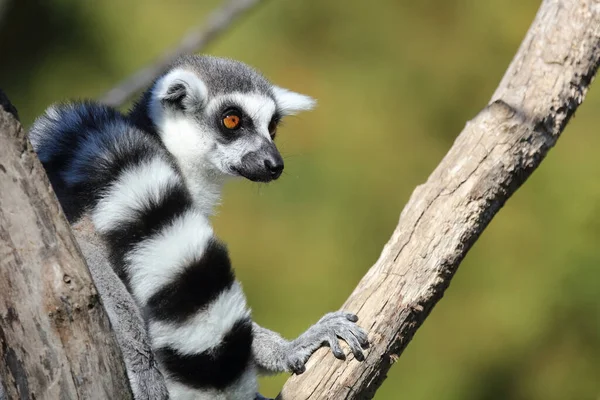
264;159;284;179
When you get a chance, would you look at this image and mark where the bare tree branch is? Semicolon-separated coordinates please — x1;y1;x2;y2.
100;0;266;108
0;90;133;399
279;1;600;398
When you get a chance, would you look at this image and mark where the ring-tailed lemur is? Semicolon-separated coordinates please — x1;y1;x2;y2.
30;55;368;400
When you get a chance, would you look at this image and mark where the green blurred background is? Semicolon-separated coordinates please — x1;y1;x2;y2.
1;0;598;398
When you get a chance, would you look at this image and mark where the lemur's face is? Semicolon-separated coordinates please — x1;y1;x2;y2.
204;92;282;182
149;68;314;183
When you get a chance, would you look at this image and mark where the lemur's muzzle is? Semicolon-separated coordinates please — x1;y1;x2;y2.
235;143;284;182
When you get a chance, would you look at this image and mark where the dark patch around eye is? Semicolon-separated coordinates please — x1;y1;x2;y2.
216;105;255;143
268;113;281;139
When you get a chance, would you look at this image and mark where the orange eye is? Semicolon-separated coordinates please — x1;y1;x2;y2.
223;114;241;130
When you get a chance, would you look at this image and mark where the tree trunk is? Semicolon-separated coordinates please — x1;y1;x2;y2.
0;91;133;399
279;0;600;398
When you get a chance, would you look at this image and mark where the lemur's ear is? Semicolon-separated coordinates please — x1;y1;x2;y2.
272;86;316;116
155;69;208;112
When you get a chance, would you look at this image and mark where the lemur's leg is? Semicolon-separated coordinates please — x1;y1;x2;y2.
252;312;369;375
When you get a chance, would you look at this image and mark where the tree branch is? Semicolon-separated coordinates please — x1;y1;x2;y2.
279;1;600;398
100;0;267;108
0;90;133;399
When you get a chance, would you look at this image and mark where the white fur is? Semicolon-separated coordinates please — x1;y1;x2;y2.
125;210;213;304
272;86;316;115
91;157;180;233
30;105;63;160
46;105;61;120
149;70;224;214
153;68;208;109
30;105;75;162
150;281;250;354
165;383;217;400
151;112;224;215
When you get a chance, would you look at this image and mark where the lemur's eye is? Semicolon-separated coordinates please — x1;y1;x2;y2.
268;119;278;139
222;110;242;130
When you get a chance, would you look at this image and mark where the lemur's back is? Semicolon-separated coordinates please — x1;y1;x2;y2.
30;102;161;221
30;102;258;400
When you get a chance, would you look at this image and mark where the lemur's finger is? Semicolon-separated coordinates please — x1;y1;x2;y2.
344;312;359;323
340;313;368;347
328;335;346;360
289;358;306;375
351;326;369;348
339;330;365;361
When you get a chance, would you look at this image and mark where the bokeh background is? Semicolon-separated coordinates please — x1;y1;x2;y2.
1;0;599;398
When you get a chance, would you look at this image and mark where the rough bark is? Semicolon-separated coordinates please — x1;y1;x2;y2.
279;1;600;399
0;90;133;399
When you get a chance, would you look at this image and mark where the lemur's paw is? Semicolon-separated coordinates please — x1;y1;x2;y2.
286;311;369;374
287;353;308;375
316;311;369;361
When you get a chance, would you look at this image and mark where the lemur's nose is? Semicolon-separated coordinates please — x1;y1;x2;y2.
264;158;284;179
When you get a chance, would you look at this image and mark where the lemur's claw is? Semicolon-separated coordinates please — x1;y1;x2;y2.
288;355;307;375
353;324;370;349
327;334;347;360
345;313;359;322
317;311;369;361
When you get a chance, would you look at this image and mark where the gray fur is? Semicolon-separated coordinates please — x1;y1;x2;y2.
72;217;169;400
172;55;275;98
252;314;368;376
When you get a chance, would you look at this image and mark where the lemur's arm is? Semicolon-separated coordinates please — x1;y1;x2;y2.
252;313;368;375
